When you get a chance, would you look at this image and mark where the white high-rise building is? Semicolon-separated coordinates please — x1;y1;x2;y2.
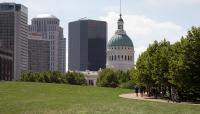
29;14;66;72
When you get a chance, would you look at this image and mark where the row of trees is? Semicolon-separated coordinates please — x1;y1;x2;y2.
96;69;135;89
20;71;86;85
132;27;200;101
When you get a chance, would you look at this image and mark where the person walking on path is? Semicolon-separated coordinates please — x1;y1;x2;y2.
171;87;176;103
134;85;139;97
140;86;144;97
166;89;171;102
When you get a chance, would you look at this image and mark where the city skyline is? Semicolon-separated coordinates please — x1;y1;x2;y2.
1;0;200;70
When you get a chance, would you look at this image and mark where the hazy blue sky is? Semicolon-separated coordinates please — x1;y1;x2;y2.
1;0;200;70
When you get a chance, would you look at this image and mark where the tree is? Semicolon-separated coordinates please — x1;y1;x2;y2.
97;69;119;88
133;39;172;96
116;70;130;83
169;27;200;100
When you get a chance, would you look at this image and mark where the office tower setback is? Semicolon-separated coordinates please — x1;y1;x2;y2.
68;19;107;71
28;32;50;72
29;14;66;72
0;3;28;80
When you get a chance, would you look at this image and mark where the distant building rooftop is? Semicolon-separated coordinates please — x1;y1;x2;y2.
34;14;57;19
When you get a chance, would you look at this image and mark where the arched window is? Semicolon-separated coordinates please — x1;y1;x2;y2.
118;55;120;60
114;55;116;61
125;55;127;61
128;56;129;61
121;55;123;60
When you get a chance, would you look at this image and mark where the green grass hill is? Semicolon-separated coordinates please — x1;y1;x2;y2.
0;82;199;114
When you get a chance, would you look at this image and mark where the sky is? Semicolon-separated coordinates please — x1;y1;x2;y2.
1;0;200;70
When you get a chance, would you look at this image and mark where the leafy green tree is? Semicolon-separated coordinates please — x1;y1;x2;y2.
97;69;119;88
135;50;154;94
169;27;200;100
116;70;130;83
133;39;172;95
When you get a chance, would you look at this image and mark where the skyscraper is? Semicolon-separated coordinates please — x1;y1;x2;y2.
68;19;107;71
28;32;50;72
29;14;66;72
0;3;28;80
0;48;13;80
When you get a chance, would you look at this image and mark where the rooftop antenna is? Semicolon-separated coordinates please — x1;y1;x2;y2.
120;0;122;18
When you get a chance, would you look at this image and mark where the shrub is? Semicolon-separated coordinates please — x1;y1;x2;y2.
97;69;119;88
119;81;136;89
65;72;86;85
20;71;86;85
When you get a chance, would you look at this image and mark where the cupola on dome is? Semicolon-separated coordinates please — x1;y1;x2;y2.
107;14;133;48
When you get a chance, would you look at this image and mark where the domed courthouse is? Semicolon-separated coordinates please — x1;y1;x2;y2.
106;14;134;71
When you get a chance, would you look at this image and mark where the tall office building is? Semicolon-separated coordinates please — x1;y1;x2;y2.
0;48;13;80
68;19;107;71
28;32;50;72
0;3;28;80
29;14;66;72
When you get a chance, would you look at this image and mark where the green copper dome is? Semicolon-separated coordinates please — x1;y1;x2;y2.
108;34;133;47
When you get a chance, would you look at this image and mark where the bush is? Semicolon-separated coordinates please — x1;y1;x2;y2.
119;81;136;89
65;72;86;85
20;71;86;85
97;69;119;88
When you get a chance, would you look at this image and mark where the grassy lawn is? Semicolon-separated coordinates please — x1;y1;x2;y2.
0;82;199;114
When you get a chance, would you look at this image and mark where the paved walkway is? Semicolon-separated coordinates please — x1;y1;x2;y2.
119;93;200;105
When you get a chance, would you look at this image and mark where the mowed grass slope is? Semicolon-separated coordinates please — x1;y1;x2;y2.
0;82;199;114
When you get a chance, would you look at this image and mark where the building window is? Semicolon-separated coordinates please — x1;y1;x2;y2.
114;55;116;61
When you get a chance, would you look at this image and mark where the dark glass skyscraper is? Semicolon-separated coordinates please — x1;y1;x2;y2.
68;19;107;71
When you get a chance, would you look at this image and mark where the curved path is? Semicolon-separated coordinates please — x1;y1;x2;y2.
119;93;200;105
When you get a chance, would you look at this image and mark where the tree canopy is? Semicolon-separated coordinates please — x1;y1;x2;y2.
132;27;200;101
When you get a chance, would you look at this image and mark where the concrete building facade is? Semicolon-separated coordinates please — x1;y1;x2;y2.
28;32;50;72
0;3;28;80
68;19;107;71
29;14;66;72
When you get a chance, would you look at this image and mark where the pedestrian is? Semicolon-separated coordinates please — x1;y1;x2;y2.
134;85;139;97
171;87;175;103
140;86;144;97
166;89;170;102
